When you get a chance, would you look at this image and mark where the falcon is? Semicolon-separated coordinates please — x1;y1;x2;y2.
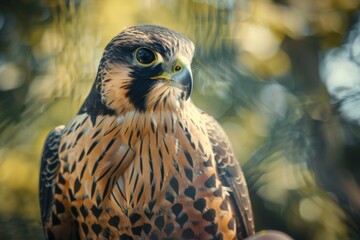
39;25;255;240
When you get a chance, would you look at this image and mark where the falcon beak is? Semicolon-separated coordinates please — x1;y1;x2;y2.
151;57;193;100
171;64;193;100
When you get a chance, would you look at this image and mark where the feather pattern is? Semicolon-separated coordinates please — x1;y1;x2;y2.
39;25;255;240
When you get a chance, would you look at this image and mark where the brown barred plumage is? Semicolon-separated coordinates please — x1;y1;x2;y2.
39;25;255;240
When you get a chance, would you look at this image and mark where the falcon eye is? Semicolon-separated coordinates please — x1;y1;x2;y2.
135;48;157;66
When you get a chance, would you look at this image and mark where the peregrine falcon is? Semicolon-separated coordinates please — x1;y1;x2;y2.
39;25;255;239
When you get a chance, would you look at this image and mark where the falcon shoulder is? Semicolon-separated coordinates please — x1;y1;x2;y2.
39;125;64;226
203;113;255;238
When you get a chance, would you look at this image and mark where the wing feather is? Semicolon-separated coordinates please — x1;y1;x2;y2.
39;125;64;226
204;114;255;238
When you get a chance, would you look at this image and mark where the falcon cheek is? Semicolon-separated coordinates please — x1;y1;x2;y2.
101;64;136;113
126;66;163;112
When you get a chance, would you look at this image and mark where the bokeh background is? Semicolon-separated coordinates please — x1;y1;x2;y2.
0;0;360;239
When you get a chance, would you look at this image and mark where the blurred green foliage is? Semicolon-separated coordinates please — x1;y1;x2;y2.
0;0;359;239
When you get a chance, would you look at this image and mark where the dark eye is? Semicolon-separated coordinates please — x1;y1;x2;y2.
135;48;156;65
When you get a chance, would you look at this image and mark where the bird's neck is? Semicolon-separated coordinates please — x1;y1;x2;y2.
116;101;193;146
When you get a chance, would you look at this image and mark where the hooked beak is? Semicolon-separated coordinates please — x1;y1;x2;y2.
150;57;193;100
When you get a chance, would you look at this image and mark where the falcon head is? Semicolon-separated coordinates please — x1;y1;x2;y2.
81;25;195;115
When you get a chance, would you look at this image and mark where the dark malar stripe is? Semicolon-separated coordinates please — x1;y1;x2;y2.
126;67;159;111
